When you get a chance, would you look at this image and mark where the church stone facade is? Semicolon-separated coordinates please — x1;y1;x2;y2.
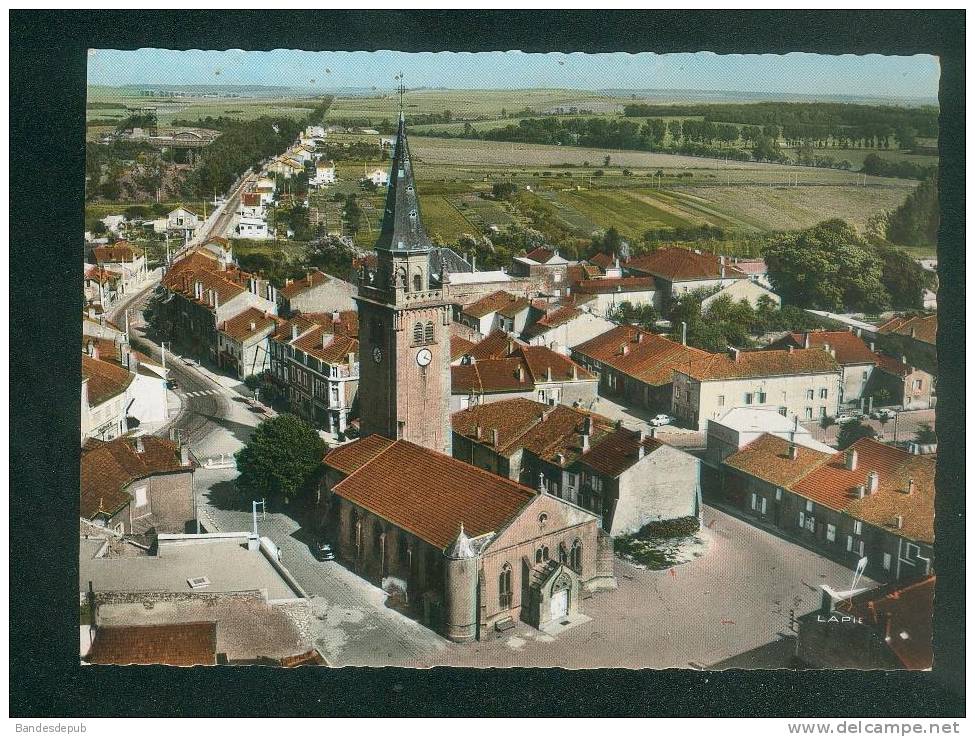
318;111;615;643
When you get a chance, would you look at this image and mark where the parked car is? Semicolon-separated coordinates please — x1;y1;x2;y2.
649;413;674;427
834;411;865;424
312;539;335;562
166;379;179;390
870;408;898;421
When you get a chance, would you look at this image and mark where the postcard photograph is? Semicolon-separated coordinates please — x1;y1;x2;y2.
78;45;941;672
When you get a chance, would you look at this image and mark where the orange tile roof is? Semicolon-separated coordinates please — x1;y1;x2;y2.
625;247;747;282
680;348;839;381
82;353;133;406
772;330;877;366
462;290;529;319
81;436;190;519
279;270;331;299
162;250;259;308
324;434;395;476
877;314;937;346
241;192;262;207
451;357;532;394
331;439;536;549
86;622;217;666
792;438;935;544
581;428;664;478
587;252;615;270
841;576;934;670
466;329;522;361
513;345;595;383
522;306;583;338
874;353;915;377
573;276;656;295
724;433;833;489
85;265;121;284
93;242;143;263
452;398;664;476
572;325;711;386
450;335;477;361
219;307;280;342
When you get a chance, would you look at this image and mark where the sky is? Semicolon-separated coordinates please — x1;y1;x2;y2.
86;49;940;101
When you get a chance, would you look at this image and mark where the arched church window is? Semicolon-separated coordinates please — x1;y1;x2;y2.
535;545;550;564
413;273;422;292
413;322;424;345
570;539;583;572
424;321;435;344
499;563;512;609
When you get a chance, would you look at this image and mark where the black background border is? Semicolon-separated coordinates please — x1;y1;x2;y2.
9;9;965;718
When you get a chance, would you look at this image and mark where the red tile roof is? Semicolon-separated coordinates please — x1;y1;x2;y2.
93;242;143;263
450;335;477;361
461;290;530;319
85;265;121;284
80;436;191;519
877;314;937;346
587;252;616;270
324;434;395;476
513;345;595;383
82;353;134;406
451;358;532;394
573;276;656;295
565;264;603;286
625;247;747;282
452;398;666;476
331;439;537;549
874;353;915;377
524;247;557;264
162;250;259;308
724;433;833;489
680;348;839;381
792;438;935;544
241;192;262;207
279;270;331;299
522;306;583;339
294;329;359;365
772;331;877;366
572;325;710;386
219;307;280;342
466;329;522;361
842;576;935;670
86;622;217;666
731;258;768;276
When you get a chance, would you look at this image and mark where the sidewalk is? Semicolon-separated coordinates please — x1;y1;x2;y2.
132;389;183;437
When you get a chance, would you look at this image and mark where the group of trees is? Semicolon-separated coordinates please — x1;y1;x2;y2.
662;292;828;353
763;219;934;313
886;174;939;247
621;102;939;142
861;153;938;181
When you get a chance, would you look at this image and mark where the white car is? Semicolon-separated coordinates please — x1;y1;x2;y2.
870;408;897;421
649;414;674;427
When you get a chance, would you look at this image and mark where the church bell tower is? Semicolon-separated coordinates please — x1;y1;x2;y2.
355;89;452;455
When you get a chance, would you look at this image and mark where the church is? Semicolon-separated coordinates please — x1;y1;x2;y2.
318;106;616;642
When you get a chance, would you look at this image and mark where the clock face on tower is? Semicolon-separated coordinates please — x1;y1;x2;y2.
372;346;383;364
416;348;433;367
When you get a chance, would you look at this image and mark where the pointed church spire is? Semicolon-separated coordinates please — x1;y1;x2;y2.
375;78;431;253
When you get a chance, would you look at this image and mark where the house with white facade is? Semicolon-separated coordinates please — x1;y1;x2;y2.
310;159;337;187
457;290;533;337
364;167;389;187
521;305;617;352
92;241;149;293
705;406;835;468
82;351;133;443
672;347;841;431
700;278;781;311
217;307;281;379
625;247;749;310
571;276;657;317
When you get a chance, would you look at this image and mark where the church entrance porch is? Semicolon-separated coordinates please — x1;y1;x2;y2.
521;560;581;631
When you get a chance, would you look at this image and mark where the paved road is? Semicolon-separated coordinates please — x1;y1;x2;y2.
803;408;935;446
175;169;258;259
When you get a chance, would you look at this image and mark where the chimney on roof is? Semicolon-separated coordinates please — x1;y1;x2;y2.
905;478;915;496
129;351;139;377
788;443;799;461
581;432;590;452
491;428;499;447
634;332;642;344
555;452;565;465
134;435;144;453
892;514;904;530
870;341;875;352
681;321;687;347
475;425;483;440
855;484;867;499
648;426;656;439
322;332;328;349
866;471;880;495
638;429;647;459
822;342;830;353
291;324;299;341
180;443;190;467
545;366;552;382
621;344;629;356
285;278;293;287
910;327;917;338
582;416;593;437
901;354;908;365
347;352;355;367
788;345;794;354
804;332;811;349
844;448;858;471
571;364;578;380
728;346;740;362
516;365;525;382
250;321;256;332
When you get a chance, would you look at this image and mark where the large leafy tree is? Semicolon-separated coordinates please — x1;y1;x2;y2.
837;419;878;450
875;245;934;310
763;219;890;313
235;414;326;501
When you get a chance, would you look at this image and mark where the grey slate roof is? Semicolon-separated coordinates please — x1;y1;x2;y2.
375;114;432;253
